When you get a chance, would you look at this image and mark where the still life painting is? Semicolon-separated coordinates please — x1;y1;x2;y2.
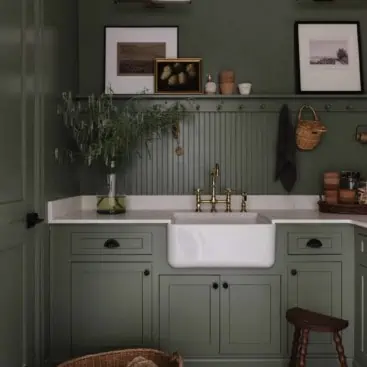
154;58;202;94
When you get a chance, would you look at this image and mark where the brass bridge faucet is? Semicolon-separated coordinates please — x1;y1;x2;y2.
194;163;233;212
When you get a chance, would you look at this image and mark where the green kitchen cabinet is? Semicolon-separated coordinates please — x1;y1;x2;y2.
159;275;220;356
220;275;281;355
355;229;367;367
159;274;281;357
71;262;152;356
355;264;367;367
49;224;164;365
287;261;342;355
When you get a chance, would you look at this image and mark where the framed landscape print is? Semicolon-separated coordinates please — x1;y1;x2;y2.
154;58;202;94
104;26;178;94
294;21;364;94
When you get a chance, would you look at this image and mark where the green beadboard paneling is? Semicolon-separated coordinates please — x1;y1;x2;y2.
79;99;367;195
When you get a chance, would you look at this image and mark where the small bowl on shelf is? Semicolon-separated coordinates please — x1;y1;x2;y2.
238;83;252;95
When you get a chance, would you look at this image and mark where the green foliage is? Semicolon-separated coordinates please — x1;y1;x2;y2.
56;90;186;169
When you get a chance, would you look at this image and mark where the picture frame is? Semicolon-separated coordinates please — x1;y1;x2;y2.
104;26;179;94
294;21;364;94
154;58;203;94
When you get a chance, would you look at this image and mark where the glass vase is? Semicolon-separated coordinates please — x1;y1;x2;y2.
96;160;126;214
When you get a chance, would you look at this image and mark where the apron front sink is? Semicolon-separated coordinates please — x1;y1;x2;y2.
168;212;276;268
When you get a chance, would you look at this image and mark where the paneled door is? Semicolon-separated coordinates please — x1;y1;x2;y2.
0;0;40;365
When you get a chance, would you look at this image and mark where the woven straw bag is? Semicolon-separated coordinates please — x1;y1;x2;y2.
296;105;327;151
57;348;183;367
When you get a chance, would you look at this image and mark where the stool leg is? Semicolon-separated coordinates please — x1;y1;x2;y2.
298;328;310;367
333;331;348;367
289;327;301;367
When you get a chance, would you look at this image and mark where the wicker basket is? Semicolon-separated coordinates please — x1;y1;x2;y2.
296;105;327;151
57;348;183;367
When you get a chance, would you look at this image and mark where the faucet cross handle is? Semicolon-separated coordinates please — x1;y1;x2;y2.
224;188;234;213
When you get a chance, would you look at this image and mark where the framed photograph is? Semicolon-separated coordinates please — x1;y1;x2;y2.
294;21;364;94
154;58;203;94
104;26;178;94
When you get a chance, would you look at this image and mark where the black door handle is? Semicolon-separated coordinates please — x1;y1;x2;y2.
222;282;229;289
26;212;44;229
306;238;323;249
212;282;219;289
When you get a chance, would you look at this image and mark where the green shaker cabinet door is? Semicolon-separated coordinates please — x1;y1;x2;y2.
71;262;152;356
287;262;342;355
159;275;220;357
220;275;281;355
355;264;367;366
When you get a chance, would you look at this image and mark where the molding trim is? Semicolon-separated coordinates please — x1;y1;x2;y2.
183;357;354;367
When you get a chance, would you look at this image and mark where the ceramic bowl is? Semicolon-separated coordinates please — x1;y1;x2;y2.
238;83;252;95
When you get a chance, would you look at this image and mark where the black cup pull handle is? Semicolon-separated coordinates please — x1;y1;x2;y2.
222;282;229;289
104;239;120;249
306;238;323;249
144;269;150;276
212;282;219;289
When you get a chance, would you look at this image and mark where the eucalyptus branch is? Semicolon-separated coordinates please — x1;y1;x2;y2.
56;90;187;170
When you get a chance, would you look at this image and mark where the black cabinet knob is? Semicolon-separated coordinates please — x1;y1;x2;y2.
212;282;219;289
306;238;322;249
144;269;150;276
222;282;229;289
291;269;298;276
104;239;120;249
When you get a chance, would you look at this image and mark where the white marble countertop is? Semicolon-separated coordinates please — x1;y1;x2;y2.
46;195;367;228
48;208;367;228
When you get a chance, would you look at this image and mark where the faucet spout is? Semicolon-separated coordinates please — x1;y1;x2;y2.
194;163;233;212
212;163;220;177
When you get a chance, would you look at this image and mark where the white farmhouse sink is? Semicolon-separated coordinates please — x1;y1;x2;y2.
167;212;275;268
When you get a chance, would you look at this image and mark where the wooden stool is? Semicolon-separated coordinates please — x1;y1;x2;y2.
286;307;349;367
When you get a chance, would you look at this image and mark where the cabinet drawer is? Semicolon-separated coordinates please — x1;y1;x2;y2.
287;231;342;255
356;232;367;265
71;232;152;255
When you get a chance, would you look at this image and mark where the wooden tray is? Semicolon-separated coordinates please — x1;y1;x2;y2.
318;200;367;215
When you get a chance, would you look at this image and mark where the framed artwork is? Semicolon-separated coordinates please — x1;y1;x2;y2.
294;21;364;94
104;26;179;94
154;58;203;94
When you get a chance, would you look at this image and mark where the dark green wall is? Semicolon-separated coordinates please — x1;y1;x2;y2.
77;0;367;195
78;0;367;95
43;0;80;201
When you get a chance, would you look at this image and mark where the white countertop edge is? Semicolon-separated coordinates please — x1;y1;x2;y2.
47;211;367;229
46;219;367;228
47;194;321;220
46;195;367;229
49;219;172;224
